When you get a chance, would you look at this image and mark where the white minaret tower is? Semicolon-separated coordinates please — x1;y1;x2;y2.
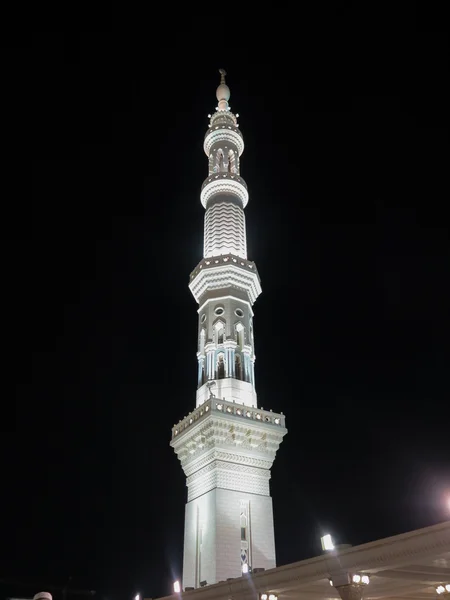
171;70;287;589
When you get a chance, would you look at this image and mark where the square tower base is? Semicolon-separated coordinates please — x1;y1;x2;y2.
182;488;276;589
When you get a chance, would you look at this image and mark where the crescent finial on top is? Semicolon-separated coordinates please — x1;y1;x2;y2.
216;69;230;107
219;68;227;85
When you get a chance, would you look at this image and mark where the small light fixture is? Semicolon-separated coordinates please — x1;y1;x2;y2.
242;563;249;574
173;581;181;594
352;574;370;586
321;534;334;551
436;584;450;594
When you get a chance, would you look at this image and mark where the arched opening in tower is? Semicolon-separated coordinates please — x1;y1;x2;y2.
217;353;225;379
228;150;237;174
235;354;243;381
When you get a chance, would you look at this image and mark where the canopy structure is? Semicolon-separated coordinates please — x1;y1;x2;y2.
157;520;450;600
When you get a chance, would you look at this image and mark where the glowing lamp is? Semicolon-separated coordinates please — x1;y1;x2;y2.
436;584;450;594
321;534;334;551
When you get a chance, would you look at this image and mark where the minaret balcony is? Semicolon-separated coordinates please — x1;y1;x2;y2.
189;253;262;305
204;124;244;157
200;173;248;208
171;396;286;442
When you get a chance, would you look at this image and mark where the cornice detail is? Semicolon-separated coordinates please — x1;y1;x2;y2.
189;260;262;305
204;126;244;157
200;176;249;209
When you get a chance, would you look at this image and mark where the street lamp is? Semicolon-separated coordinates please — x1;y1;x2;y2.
321;534;334;551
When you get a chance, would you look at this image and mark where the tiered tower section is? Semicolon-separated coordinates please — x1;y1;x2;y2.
171;70;287;590
190;70;261;409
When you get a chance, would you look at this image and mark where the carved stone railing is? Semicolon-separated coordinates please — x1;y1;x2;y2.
189;254;258;282
172;397;286;440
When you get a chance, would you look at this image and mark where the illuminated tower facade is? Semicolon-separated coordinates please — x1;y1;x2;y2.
170;70;287;589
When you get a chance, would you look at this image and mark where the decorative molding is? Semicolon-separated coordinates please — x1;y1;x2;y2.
171;413;286;482
200;176;249;209
186;459;271;500
171;398;286;441
198;296;254;317
204;127;244;157
181;448;274;478
189;262;262;305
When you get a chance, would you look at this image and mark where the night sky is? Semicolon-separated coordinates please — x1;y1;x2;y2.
6;10;449;600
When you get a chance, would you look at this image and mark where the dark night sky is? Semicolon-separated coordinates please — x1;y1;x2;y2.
4;8;449;600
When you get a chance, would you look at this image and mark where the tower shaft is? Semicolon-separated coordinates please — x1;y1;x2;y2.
171;71;286;589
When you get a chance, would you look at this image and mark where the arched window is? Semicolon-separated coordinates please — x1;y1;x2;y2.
228;149;237;173
235;354;243;380
215;321;225;345
199;328;206;354
215;149;225;173
236;322;244;349
240;511;247;541
217;353;225;379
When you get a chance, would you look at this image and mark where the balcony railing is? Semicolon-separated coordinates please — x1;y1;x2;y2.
172;397;286;440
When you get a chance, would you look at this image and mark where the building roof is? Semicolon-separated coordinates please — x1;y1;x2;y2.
157;520;450;600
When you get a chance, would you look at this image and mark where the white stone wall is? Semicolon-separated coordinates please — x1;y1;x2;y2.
196;378;257;408
198;297;253;345
183;488;276;588
183;490;217;590
196;295;257;406
186;459;271;501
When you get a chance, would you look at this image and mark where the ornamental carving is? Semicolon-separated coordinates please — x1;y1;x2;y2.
204;128;244;157
200;178;249;209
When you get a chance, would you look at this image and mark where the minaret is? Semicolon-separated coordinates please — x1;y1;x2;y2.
170;70;287;589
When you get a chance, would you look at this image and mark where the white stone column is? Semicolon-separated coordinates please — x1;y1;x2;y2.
197;359;203;387
250;358;255;386
207;350;215;379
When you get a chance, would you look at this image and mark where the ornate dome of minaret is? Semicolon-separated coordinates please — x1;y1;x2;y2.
216;68;230;109
170;71;287;590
